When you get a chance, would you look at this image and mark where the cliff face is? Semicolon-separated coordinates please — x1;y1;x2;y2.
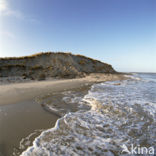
0;52;116;79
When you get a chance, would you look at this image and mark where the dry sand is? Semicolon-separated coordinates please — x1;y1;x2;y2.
0;73;125;106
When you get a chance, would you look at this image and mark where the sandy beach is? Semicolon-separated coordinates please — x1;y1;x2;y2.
0;73;125;106
0;73;126;156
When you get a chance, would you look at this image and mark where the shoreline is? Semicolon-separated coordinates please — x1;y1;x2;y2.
0;73;126;156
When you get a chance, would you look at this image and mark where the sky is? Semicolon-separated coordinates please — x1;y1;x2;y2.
0;0;156;72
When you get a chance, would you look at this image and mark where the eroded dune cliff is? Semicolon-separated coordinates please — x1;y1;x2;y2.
0;52;116;79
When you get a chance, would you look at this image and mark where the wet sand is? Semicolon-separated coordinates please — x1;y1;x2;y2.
0;73;126;156
0;99;58;156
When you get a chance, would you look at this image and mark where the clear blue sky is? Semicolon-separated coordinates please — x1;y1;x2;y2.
0;0;156;72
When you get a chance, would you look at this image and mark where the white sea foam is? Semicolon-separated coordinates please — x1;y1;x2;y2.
21;73;156;156
124;74;142;81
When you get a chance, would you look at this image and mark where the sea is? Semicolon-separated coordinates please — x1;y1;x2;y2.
20;73;156;156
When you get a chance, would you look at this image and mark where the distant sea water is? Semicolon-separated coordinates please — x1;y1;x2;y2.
21;73;156;156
